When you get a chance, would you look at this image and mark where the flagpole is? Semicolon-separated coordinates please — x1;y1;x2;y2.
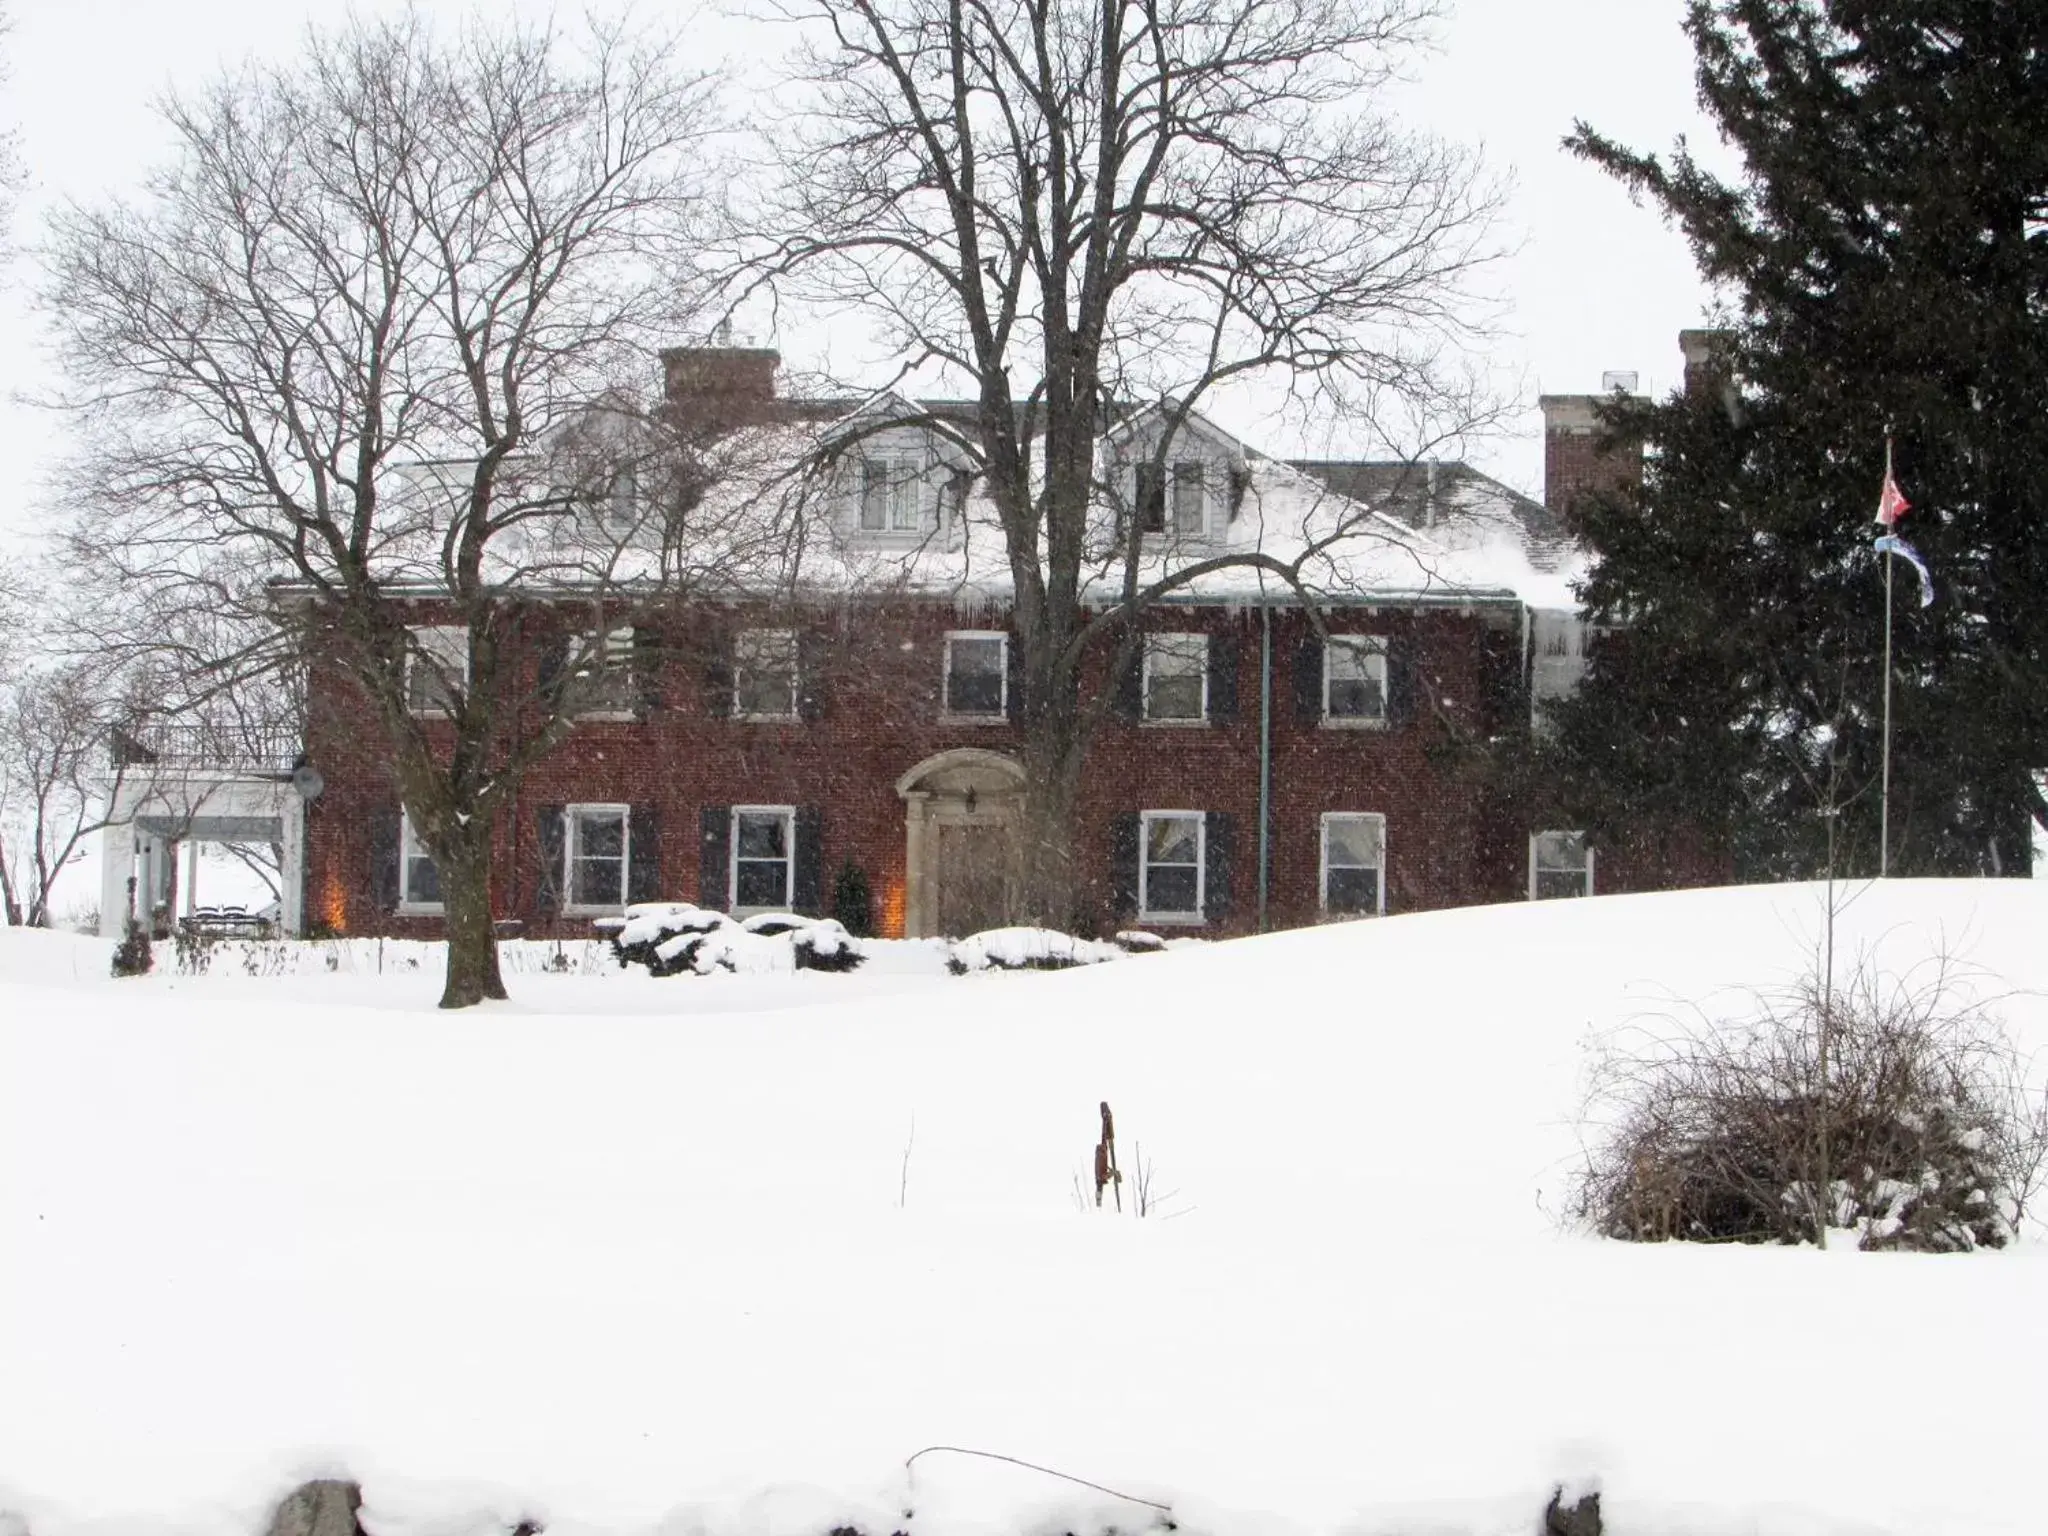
1879;431;1895;878
1880;546;1893;878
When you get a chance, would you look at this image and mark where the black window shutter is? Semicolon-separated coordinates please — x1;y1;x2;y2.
1207;629;1240;722
1293;628;1323;723
797;633;828;723
702;639;734;720
632;627;664;719
537;636;569;709
1109;811;1141;920
1390;633;1420;728
1204;811;1236;923
1005;632;1024;721
1110;640;1143;721
627;804;660;904
535;804;566;914
699;805;732;908
370;803;402;913
793;806;825;914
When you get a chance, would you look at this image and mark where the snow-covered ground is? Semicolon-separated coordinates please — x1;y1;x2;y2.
4;881;2047;1536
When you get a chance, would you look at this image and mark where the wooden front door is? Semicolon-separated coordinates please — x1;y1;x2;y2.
934;821;1011;937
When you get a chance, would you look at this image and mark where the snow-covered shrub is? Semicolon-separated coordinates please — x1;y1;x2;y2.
110;919;154;978
1576;956;2048;1250
1112;930;1167;953
601;904;865;976
946;926;1123;975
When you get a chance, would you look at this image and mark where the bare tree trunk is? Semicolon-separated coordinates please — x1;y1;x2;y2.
1014;716;1087;929
436;831;506;1009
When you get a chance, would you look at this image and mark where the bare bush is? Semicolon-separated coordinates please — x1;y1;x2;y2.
1576;954;2048;1251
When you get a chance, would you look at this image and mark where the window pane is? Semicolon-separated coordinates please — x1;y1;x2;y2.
576;809;626;858
947;637;1005;714
1324;816;1383;869
1535;830;1587;869
1136;464;1165;532
409;628;466;713
891;465;920;530
1536;869;1588;900
736;859;788;907
736;631;796;717
402;819;441;906
1145;635;1205;720
861;461;888;530
1145;865;1199;914
1326;639;1386;720
1146;814;1200;866
574;855;623;907
1147;673;1204;720
1172;462;1204;533
1325;866;1379;914
736;811;789;860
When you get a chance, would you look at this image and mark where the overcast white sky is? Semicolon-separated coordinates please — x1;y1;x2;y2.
0;0;1726;548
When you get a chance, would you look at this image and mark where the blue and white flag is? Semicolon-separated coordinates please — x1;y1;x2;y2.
1874;533;1934;607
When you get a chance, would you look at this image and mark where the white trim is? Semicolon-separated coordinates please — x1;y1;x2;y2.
1141;632;1209;725
1322;634;1389;728
1318;811;1386;917
405;625;469;716
564;802;632;914
1138;808;1206;924
941;630;1008;720
396;810;444;914
1528;829;1595;900
730;803;797;914
733;628;800;721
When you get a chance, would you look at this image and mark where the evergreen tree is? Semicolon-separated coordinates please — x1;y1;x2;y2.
1547;0;2048;878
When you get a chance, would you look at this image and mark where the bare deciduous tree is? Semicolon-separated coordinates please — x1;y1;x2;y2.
750;0;1500;920
0;662;131;928
44;12;737;1005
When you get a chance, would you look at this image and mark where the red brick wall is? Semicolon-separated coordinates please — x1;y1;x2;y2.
302;600;1714;941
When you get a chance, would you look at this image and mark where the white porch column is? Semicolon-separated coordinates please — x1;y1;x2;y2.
99;825;135;938
901;791;932;939
280;796;306;936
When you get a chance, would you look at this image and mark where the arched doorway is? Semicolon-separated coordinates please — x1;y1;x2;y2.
895;748;1026;938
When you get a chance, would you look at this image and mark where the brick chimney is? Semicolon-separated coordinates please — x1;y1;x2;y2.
660;345;781;433
1540;390;1645;527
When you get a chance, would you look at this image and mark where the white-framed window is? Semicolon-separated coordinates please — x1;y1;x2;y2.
566;803;630;912
944;631;1007;718
1530;830;1594;900
399;812;442;911
734;629;799;720
1320;812;1385;917
732;805;796;911
1140;809;1205;922
572;627;637;716
1143;633;1208;723
406;626;469;715
859;456;923;532
1133;460;1205;534
1324;636;1388;725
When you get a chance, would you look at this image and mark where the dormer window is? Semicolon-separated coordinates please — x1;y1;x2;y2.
1133;460;1206;536
860;456;923;533
606;466;638;530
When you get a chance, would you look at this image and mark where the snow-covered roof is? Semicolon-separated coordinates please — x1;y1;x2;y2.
339;400;1588;614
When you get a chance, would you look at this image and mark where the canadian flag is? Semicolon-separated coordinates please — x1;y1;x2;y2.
1875;466;1911;527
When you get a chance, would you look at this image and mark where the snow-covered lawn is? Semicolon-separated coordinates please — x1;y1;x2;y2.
4;882;2047;1536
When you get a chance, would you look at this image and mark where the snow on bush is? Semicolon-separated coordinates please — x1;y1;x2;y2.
603;904;867;977
1575;954;2048;1250
946;926;1125;974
